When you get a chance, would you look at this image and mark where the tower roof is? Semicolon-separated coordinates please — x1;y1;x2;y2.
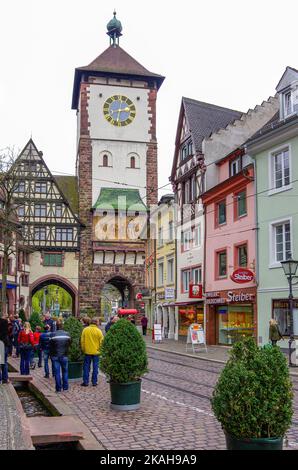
72;45;165;109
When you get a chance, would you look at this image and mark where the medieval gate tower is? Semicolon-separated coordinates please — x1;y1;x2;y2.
72;12;164;314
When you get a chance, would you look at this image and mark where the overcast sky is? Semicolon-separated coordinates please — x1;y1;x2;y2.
1;0;297;197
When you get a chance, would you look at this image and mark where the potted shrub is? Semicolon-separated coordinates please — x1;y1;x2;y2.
101;318;148;410
63;316;84;379
211;337;293;450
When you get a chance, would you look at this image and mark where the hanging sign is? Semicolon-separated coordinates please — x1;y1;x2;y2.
136;292;143;300
189;283;203;299
230;268;254;284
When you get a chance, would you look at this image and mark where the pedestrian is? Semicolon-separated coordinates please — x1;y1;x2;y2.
44;312;56;333
12;315;22;358
105;316;114;333
80;318;104;387
269;318;283;346
49;320;71;393
31;326;42;369
7;316;14;356
0;317;9;384
141;314;148;336
39;324;54;378
81;317;91;328
18;322;34;375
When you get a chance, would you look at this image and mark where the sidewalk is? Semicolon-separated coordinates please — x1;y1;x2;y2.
143;333;230;363
0;384;33;450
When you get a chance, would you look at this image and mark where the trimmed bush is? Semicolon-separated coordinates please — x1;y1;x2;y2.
63;316;84;363
18;309;26;322
211;337;293;438
101;318;148;383
29;311;44;331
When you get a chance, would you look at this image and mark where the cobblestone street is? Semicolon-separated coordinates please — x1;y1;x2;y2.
7;349;298;450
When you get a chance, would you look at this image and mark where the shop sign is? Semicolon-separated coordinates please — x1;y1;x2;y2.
156;292;165;300
136;292;143;300
189;283;203;299
165;288;175;300
227;291;255;302
205;290;255;304
231;268;255;284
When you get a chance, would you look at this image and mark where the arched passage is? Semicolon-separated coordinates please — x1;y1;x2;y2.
100;275;135;318
30;275;78;316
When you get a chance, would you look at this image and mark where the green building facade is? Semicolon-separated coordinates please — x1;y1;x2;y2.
247;67;298;347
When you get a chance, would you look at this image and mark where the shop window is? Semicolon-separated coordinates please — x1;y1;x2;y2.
237;244;248;268
178;305;204;336
217;250;227;278
217;200;226;226
273;300;298;336
217;305;254;345
235;190;247;218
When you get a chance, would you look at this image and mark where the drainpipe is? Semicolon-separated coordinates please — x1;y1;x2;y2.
202;200;208;344
247;150;259;345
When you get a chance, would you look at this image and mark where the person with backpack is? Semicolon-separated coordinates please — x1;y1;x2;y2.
49;320;71;392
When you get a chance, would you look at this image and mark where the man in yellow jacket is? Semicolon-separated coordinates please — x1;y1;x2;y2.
80;318;104;387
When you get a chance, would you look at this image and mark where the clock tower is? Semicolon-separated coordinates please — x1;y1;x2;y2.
72;12;164;315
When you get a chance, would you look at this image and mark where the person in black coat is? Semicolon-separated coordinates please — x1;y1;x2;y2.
0;318;9;384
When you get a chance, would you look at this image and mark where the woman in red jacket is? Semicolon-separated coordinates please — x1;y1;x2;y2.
18;322;34;375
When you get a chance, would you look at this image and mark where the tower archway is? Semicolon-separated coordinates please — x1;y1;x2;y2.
30;275;78;316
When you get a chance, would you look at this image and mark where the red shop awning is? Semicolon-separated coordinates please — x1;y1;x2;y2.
118;308;138;315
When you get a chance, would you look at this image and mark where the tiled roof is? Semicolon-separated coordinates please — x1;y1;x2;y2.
72;45;165;109
183;97;243;152
53;175;79;215
93;188;147;212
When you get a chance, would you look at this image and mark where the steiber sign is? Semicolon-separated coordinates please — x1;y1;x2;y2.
230;268;254;284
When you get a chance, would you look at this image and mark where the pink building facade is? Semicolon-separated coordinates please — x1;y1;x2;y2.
202;149;257;345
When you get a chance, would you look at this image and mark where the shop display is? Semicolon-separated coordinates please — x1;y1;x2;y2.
178;305;204;336
217;305;254;345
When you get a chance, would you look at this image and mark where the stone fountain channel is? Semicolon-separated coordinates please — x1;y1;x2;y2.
13;381;79;450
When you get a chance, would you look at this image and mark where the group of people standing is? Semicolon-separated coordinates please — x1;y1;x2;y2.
1;311;148;392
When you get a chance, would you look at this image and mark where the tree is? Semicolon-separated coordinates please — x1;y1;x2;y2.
0;147;23;318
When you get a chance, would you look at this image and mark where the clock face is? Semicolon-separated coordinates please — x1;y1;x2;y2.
103;95;136;126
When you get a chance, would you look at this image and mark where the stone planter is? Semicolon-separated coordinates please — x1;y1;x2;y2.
68;361;83;380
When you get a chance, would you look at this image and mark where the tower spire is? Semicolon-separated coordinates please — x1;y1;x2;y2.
106;10;123;47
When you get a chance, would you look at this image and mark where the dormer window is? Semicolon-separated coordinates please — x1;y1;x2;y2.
284;91;293;117
229;156;242;177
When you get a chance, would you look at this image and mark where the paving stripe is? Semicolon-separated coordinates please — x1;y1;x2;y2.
141;388;213;417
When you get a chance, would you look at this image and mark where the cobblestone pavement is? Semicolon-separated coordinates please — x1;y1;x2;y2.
8;349;298;450
0;385;31;450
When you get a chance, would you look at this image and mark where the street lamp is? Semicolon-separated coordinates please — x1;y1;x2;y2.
281;254;298;367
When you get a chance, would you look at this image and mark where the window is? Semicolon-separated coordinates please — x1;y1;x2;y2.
182;269;191;293
188;141;193;156
218;250;227;277
168;221;174;241
8;258;13;275
272;148;290;190
191;175;197;201
43;253;63;267
103;154;109;167
237;244;248;267
184;180;190;204
35;182;47;193
15;181;25;193
21;274;29;287
158;227;163;247
158;262;164;286
167;258;174;284
34;227;46;241
55;204;63;217
180;140;193;161
192;224;201;247
182;230;191;251
34;204;46;217
274;221;291;262
56;227;73;241
17;206;25;217
217;200;226;225
130;156;136;168
236;190;247;218
0;257;2;273
230;157;241;176
192;266;202;284
273;300;298;336
284;91;292;117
